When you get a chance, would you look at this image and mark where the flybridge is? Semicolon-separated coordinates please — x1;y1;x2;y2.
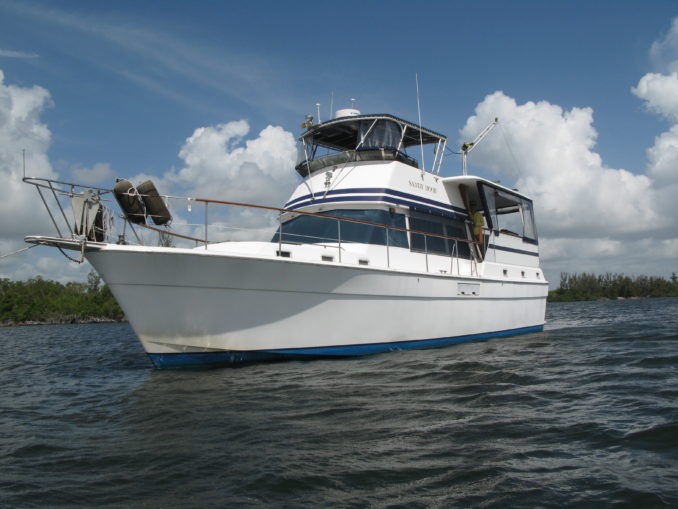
296;112;448;176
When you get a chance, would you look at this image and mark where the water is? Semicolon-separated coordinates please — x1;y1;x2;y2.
1;298;677;508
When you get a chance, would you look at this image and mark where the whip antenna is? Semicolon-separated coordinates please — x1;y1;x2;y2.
415;74;425;171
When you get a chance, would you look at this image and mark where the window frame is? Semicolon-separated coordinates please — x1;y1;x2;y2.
272;208;409;248
408;209;472;258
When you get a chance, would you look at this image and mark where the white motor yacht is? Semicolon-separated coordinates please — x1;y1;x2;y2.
25;107;548;368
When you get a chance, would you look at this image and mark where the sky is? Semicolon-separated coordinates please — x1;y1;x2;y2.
1;0;678;288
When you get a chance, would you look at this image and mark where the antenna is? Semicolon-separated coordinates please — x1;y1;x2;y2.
329;91;334;119
22;148;26;180
316;103;321;123
415;74;425;171
351;97;356;109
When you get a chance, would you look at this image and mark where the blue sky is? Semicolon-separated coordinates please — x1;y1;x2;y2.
1;0;678;285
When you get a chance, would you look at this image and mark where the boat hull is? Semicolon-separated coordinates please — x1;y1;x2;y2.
86;246;547;368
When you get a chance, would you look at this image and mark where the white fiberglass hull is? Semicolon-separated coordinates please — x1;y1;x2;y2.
86;244;547;368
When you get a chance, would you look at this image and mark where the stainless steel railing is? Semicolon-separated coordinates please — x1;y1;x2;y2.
24;176;482;274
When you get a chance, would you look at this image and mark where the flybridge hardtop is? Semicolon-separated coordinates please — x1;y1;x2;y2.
296;110;448;176
301;112;447;150
23;103;547;369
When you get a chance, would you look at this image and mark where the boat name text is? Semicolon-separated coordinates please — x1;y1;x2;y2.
408;181;438;193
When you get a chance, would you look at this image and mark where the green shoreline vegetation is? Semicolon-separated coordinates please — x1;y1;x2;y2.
1;271;124;326
548;272;678;302
2;271;677;326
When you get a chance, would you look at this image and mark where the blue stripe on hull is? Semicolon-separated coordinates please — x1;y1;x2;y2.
147;325;544;369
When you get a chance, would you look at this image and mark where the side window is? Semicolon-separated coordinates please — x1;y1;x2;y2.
521;199;538;241
337;209;408;247
477;183;538;242
274;214;338;244
409;211;471;258
445;218;471;259
272;209;408;248
410;216;446;254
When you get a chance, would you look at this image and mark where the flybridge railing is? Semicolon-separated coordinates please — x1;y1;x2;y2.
23;176;482;275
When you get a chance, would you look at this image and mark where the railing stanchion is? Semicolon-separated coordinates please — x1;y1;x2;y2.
337;219;342;263
131;223;144;245
451;240;457;275
48;180;73;236
36;187;64;238
386;227;390;268
424;234;429;272
458;241;461;275
278;213;283;255
204;202;208;249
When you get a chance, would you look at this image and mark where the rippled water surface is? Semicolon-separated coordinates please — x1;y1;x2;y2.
1;298;677;508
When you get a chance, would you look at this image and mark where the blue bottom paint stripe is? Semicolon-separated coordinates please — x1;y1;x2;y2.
147;325;544;369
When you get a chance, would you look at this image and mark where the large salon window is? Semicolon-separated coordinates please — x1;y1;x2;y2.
409;211;471;258
272;209;408;248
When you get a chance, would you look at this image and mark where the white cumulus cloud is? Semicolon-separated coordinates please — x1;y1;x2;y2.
645;124;678;183
0;69;56;239
0;71;111;282
650;17;678;73
162;120;299;241
0;72;302;279
169;119;298;205
70;162;115;185
458;14;678;283
459;91;661;241
632;72;678;121
634;17;678;241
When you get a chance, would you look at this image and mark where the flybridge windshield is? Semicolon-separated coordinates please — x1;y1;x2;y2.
295;114;447;176
300;119;407;161
360;119;402;150
478;183;538;242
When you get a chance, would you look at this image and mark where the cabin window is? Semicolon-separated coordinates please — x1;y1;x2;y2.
272;209;408;248
478;183;538;242
522;200;537;240
409;211;471;258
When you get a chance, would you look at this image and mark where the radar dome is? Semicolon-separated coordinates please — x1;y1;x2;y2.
334;108;361;118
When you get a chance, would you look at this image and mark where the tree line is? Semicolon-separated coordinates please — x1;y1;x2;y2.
549;272;678;302
0;271;124;325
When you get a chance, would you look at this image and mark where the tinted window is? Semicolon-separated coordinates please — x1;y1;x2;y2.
272;209;408;248
409;211;471;258
410;216;446;254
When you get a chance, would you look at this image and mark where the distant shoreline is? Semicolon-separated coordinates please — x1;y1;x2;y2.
1;317;127;327
547;295;648;303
